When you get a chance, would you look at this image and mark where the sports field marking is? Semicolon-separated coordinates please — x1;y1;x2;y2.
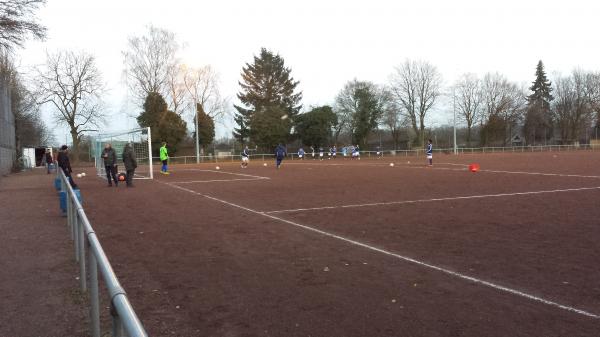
482;169;600;179
433;162;600;179
171;177;269;184
159;181;600;319
265;186;600;214
175;168;270;180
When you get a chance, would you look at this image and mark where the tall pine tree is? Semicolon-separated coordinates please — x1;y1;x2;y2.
524;60;554;144
233;48;302;150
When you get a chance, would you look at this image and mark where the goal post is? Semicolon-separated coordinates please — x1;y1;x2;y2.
92;127;153;179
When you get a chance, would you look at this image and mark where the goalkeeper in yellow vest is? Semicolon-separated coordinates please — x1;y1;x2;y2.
160;142;170;174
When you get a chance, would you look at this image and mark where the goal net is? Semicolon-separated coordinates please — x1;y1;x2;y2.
92;127;153;179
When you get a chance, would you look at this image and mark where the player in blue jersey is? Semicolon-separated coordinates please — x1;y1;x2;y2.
241;145;250;168
351;145;360;160
275;144;286;169
426;139;433;166
298;147;305;160
332;145;337;159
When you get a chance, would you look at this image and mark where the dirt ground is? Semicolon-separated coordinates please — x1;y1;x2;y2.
4;150;600;336
0;171;87;337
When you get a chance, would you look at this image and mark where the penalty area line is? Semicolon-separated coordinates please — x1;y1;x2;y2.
171;177;269;184
176;168;270;180
159;180;600;320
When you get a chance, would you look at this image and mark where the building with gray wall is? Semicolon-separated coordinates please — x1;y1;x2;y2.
0;79;14;175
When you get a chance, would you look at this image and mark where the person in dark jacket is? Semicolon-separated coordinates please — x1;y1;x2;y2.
102;143;118;187
44;149;53;174
275;144;286;169
57;145;77;188
122;143;137;187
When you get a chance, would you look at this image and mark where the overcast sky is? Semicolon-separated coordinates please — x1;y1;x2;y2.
19;0;600;144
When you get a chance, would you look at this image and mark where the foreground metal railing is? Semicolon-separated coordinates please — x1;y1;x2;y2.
152;143;600;164
59;169;147;337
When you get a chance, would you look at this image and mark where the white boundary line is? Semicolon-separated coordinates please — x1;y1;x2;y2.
160;181;599;319
175;168;270;180
482;169;600;179
171;177;268;184
265;186;600;214
287;161;600;179
434;162;600;179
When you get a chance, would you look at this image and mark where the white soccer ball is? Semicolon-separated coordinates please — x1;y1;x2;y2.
81;172;86;177
407;161;411;164
215;166;220;170
281;114;288;120
389;163;394;167
76;173;82;178
263;163;267;167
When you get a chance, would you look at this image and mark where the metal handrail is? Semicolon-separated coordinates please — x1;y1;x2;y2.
59;169;147;337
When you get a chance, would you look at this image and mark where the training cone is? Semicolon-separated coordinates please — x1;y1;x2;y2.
469;163;480;172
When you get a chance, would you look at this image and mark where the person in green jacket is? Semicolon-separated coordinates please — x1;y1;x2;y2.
160;142;169;174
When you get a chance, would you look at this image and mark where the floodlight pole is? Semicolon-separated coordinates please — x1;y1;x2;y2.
453;88;458;155
194;100;200;164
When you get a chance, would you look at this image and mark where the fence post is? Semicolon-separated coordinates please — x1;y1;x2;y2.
72;199;79;262
68;196;74;241
111;303;125;337
78;212;87;291
89;245;101;337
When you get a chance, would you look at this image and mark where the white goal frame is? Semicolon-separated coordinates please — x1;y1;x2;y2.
92;127;153;180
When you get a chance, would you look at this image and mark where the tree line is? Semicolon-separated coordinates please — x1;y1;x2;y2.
5;3;600;162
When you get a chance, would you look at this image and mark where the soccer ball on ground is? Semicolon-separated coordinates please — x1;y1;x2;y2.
81;172;86;177
215;166;220;170
389;163;394;167
263;163;267;167
76;173;82;178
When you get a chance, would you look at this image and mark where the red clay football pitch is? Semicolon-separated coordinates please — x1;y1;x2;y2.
77;151;600;336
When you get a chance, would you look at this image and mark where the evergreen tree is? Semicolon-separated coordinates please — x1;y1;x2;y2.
138;92;168;128
233;48;302;149
524;60;554;144
137;92;187;154
157;110;187;153
295;106;337;148
335;80;385;148
195;103;215;154
250;105;293;150
232;111;249;146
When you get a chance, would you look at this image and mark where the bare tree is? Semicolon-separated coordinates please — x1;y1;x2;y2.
553;70;596;142
380;87;404;149
36;51;105;156
166;63;187;115
390;59;442;146
585;72;600;126
0;0;46;50
480;73;526;145
122;25;181;111
183;65;227;122
453;73;483;146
